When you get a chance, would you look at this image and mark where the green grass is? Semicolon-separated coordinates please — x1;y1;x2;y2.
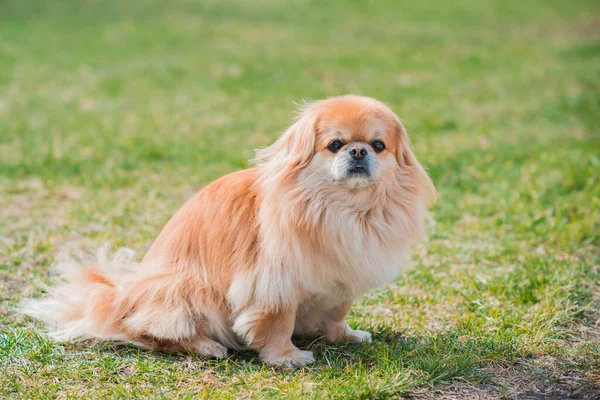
1;0;599;398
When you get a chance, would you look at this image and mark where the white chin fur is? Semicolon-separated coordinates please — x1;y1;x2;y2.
340;175;377;191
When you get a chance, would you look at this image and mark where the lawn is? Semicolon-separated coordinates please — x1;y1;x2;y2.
1;0;599;398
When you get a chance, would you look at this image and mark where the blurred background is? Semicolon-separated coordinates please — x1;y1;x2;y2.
1;0;599;398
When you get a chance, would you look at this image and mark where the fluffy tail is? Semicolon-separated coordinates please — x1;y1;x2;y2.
21;244;149;342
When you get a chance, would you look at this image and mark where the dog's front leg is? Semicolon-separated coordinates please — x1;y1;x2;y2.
233;306;315;368
320;301;372;343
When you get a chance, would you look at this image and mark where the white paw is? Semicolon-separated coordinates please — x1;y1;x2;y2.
195;340;228;359
346;329;372;343
262;349;315;368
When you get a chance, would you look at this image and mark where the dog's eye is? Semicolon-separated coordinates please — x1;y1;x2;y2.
372;140;386;153
327;140;344;153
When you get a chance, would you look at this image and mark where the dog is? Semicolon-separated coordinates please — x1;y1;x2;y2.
23;95;437;367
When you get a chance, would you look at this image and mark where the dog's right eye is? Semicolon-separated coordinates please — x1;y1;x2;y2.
327;140;344;153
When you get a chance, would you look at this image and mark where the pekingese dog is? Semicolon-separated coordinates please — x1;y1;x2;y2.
23;95;437;367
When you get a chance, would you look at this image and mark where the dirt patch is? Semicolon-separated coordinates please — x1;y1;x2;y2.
409;358;600;400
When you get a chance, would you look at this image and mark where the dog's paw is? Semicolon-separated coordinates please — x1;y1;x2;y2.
192;337;228;359
262;349;315;368
345;329;372;343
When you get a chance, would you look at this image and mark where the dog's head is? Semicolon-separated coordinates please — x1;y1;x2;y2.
255;95;436;207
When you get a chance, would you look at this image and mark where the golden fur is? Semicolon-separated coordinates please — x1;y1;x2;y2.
23;95;437;367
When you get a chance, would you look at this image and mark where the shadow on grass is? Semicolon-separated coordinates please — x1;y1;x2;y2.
97;327;495;384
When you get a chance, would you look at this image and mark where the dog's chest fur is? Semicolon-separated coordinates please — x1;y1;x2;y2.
290;202;413;303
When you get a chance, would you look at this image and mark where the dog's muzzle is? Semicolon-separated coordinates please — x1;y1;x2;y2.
347;160;370;175
346;144;371;176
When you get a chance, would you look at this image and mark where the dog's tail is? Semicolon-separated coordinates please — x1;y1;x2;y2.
20;245;137;342
20;244;190;344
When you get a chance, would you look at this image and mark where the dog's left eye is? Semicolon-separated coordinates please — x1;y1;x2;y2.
372;140;386;153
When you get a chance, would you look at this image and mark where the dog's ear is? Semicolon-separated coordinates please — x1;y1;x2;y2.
395;121;438;208
254;106;317;181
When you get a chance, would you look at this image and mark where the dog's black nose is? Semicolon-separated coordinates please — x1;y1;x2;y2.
349;146;368;161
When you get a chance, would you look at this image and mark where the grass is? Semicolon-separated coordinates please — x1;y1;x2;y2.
1;0;599;398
